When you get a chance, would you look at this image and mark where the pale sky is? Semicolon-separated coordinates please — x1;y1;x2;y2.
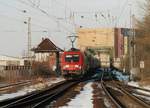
0;0;143;56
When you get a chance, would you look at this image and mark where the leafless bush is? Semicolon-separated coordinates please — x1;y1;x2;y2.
32;62;55;78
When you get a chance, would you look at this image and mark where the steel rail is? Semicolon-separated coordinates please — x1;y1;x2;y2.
101;82;123;108
115;81;150;93
100;71;123;108
125;85;150;93
103;69;150;108
32;76;95;108
114;81;150;106
0;80;67;108
106;80;150;107
106;78;150;107
12;82;76;108
131;90;150;97
117;83;150;99
31;78;91;108
117;85;150;108
0;80;31;90
32;82;77;108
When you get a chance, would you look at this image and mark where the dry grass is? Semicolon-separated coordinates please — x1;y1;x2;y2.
139;77;150;86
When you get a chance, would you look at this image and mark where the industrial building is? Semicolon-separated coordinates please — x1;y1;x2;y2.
77;28;131;68
0;55;24;66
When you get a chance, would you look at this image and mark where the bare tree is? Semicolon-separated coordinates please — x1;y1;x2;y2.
136;0;150;79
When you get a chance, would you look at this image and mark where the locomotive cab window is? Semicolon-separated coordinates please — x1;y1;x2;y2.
73;54;80;62
65;54;79;62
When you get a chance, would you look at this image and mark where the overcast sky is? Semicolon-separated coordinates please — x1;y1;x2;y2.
0;0;144;56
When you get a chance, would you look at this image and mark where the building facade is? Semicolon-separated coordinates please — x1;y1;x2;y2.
0;55;24;66
32;38;63;76
77;28;130;68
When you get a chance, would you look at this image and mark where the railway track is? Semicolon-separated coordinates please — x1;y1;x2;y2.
117;82;150;105
100;71;123;108
0;81;31;92
32;81;77;108
0;80;80;108
100;70;150;108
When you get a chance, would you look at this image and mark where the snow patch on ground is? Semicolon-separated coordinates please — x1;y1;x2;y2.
128;81;150;101
60;82;93;108
128;81;139;87
46;77;65;86
0;77;65;101
104;98;112;108
112;70;129;82
128;81;150;90
136;89;150;95
0;90;28;101
143;86;150;90
133;93;150;101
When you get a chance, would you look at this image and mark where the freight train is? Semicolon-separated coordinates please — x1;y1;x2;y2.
61;48;100;79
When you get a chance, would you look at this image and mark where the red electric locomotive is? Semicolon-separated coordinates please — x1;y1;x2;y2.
61;48;86;78
61;48;100;79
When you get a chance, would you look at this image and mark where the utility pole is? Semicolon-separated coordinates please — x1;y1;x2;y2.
28;17;32;65
129;4;137;80
129;4;133;71
132;15;136;67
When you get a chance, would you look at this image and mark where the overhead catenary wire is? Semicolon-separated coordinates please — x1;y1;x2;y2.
73;10;114;28
0;1;25;12
0;0;131;34
0;1;67;34
27;0;40;7
0;14;70;42
17;0;75;34
0;1;54;27
115;0;129;27
0;14;53;32
1;0;109;33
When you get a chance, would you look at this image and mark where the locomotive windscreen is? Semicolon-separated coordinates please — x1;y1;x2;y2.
65;54;79;62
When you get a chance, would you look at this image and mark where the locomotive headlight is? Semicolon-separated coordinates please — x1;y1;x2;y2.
63;65;69;69
75;65;81;69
